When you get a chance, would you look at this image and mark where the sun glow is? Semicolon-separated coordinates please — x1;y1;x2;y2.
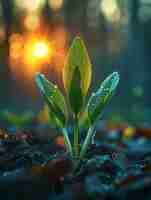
48;0;64;11
31;41;50;59
24;38;53;66
15;0;46;12
9;25;67;90
23;14;40;31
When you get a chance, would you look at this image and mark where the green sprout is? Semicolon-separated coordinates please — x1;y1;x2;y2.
35;37;120;168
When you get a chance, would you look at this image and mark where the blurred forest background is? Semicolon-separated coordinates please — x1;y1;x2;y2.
0;0;151;126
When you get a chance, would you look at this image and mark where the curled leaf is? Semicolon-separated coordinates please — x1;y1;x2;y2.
87;72;120;125
68;66;83;115
63;37;92;115
35;73;68;128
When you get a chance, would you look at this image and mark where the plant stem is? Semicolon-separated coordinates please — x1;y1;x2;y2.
79;126;94;159
62;128;73;157
73;116;79;158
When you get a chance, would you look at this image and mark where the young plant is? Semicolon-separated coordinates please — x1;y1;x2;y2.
35;37;120;166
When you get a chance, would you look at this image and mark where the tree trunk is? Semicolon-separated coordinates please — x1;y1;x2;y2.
1;0;13;106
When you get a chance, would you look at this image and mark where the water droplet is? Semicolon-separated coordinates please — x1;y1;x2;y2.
91;92;95;97
91;103;95;107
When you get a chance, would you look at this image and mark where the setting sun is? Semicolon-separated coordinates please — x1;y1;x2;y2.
9;27;67;82
24;37;53;66
32;41;50;59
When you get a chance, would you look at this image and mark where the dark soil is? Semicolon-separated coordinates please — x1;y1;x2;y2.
0;124;151;200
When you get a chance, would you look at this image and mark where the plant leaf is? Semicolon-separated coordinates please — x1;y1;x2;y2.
63;37;92;114
35;73;68;128
68;66;83;115
48;109;63;129
87;72;120;125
